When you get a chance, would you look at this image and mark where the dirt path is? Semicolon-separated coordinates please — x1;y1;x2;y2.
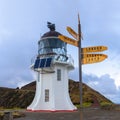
14;108;120;120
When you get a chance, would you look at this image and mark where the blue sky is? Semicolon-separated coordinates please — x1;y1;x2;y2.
0;0;120;103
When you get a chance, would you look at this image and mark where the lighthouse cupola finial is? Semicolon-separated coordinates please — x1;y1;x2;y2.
47;22;55;31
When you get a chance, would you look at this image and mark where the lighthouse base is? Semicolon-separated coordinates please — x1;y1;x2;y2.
27;109;77;112
27;62;77;111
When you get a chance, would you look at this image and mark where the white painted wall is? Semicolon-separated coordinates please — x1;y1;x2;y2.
27;62;77;111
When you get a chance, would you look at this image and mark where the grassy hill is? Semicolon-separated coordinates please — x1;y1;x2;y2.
0;80;112;109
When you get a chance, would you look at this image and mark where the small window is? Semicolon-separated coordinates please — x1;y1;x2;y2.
45;89;49;102
57;69;61;81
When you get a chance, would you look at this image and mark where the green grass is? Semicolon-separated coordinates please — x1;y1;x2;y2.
0;107;25;111
83;102;92;107
75;102;92;108
100;102;115;110
100;101;113;106
0;112;4;119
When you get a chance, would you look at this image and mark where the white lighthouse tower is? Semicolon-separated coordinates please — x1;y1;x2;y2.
27;22;77;111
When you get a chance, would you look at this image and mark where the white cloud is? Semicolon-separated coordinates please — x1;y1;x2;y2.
69;67;120;103
82;51;120;88
85;73;120;103
15;77;33;89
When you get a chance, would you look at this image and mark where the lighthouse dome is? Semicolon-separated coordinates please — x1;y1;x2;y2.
41;22;61;38
41;30;61;38
38;22;67;61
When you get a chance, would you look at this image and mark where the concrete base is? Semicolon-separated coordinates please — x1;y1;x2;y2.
27;109;77;112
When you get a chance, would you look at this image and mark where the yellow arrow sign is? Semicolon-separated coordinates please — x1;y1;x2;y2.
81;46;108;53
82;54;108;65
66;26;78;40
81;53;106;58
67;26;83;40
58;35;78;47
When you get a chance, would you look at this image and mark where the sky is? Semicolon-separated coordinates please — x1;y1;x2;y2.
0;0;120;103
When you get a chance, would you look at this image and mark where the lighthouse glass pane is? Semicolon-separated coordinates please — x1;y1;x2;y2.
38;38;67;55
57;69;61;81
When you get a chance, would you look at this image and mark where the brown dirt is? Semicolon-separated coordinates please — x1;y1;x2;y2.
14;108;120;120
91;96;100;108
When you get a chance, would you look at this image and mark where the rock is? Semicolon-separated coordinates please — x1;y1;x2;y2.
3;112;13;120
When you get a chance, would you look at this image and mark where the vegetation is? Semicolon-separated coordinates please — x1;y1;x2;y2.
0;79;113;109
69;80;112;107
100;102;120;110
0;111;25;119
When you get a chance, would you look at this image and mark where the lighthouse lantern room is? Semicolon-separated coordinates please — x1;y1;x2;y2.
27;22;77;111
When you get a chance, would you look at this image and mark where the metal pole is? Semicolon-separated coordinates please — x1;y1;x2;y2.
78;13;82;108
78;14;83;119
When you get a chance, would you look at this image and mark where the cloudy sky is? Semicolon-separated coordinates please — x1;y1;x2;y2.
0;0;120;103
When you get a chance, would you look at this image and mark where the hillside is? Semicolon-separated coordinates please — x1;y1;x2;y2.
0;80;112;108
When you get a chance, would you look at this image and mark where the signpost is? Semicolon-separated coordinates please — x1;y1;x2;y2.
66;26;78;39
81;46;108;53
58;35;78;47
82;54;108;64
77;14;83;120
58;14;108;120
81;53;107;58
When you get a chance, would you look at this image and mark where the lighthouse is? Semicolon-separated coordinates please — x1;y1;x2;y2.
27;22;77;111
